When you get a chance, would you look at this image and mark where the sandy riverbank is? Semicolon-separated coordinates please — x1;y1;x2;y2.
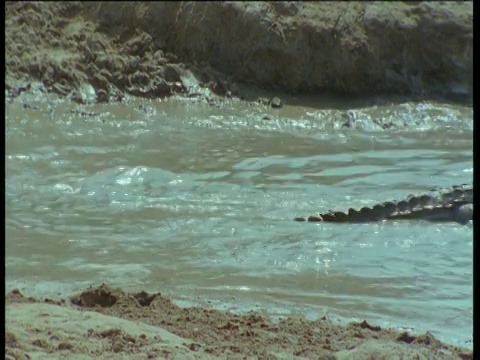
5;284;473;359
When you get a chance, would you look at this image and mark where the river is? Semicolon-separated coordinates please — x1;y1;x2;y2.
5;94;473;348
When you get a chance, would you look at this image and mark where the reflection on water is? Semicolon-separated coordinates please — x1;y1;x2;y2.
5;97;473;348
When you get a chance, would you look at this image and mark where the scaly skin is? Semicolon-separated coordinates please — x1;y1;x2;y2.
294;184;472;225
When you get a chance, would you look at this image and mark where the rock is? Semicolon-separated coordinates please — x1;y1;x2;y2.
90;73;109;92
342;110;357;128
257;97;270;105
72;83;96;104
269;97;283;108
52;82;70;96
171;81;187;94
124;32;153;56
96;89;109;103
163;64;183;83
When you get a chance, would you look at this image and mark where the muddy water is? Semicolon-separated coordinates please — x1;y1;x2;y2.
5;95;473;348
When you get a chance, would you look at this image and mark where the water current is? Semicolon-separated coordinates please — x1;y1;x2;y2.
5;95;473;348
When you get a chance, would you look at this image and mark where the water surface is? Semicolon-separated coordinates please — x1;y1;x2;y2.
5;95;473;348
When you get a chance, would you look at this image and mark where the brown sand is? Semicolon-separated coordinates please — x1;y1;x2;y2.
5;284;472;359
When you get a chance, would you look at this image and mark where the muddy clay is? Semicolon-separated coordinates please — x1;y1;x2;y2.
4;285;473;359
5;2;472;105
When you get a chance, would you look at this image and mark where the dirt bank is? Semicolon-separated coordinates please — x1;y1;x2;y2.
5;284;473;359
5;2;472;105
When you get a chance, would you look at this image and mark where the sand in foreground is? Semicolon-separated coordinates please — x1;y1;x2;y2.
5;284;472;360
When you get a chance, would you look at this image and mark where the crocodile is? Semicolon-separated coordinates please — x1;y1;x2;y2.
294;184;473;225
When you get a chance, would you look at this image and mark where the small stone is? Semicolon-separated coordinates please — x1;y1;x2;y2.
74;83;96;104
96;89;109;103
269;97;283;108
257;97;269;105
